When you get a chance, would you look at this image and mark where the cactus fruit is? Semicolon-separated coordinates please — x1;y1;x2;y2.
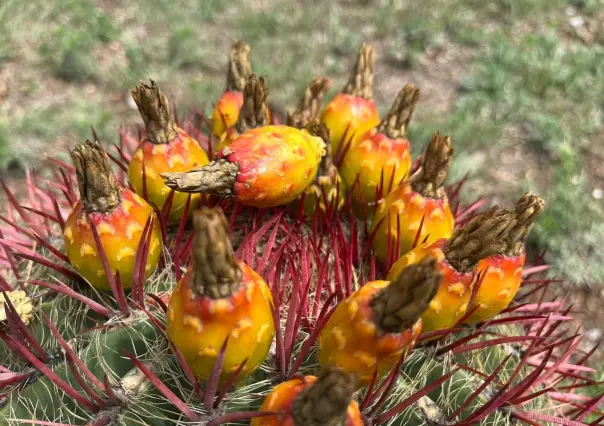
166;207;275;382
128;80;210;222
211;41;253;138
215;74;271;153
160;123;326;208
387;207;514;333
251;368;362;426
64;139;162;291
298;123;346;216
319;257;442;387
465;193;545;324
371;131;455;261
339;84;420;213
321;43;380;157
287;78;345;215
1;40;600;426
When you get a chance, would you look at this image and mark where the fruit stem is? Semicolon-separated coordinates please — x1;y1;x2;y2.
71;139;121;214
411;132;453;199
190;207;242;299
505;193;545;256
371;257;442;333
287;77;332;129
160;160;239;197
132;80;178;145
445;206;515;273
342;43;374;99
291;368;357;426
376;84;420;140
226;41;252;92
235;74;269;134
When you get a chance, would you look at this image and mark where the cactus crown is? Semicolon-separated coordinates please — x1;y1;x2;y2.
371;256;443;333
376;83;420;140
190;207;242;299
71;139;121;213
287;77;333;129
445;206;515;273
226;40;252;92
505;193;545;257
291;368;357;426
235;73;270;133
132;79;178;144
411;131;454;199
342;42;374;99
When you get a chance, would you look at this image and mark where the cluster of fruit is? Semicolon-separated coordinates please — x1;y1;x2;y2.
60;41;545;425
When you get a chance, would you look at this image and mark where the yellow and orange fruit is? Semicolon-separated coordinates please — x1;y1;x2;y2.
251;368;362;426
338;84;419;217
371;132;455;261
387;207;514;333
215;73;270;153
127;80;209;222
64;140;162;291
211;41;252;138
319;257;441;387
465;193;545;324
285;78;346;215
166;207;274;383
321;43;380;158
296;123;346;216
162;122;325;208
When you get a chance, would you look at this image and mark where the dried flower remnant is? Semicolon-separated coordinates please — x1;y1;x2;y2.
466;193;545;324
252;368;362;426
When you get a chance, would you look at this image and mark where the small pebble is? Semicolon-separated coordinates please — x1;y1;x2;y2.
569;16;585;28
584;328;602;342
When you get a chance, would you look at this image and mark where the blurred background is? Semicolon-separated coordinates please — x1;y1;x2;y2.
1;0;603;341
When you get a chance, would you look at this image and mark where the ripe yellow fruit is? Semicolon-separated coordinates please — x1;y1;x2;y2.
319;257;441;387
252;368;363;426
166;208;275;383
214;74;270;154
371;132;455;261
65;140;162;291
286;79;346;216
387;207;514;333
338;84;419;213
127;80;209;222
465;193;544;324
321;43;380;158
162;123;326;208
212;41;252;138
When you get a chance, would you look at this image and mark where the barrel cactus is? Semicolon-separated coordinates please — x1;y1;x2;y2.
0;41;601;426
